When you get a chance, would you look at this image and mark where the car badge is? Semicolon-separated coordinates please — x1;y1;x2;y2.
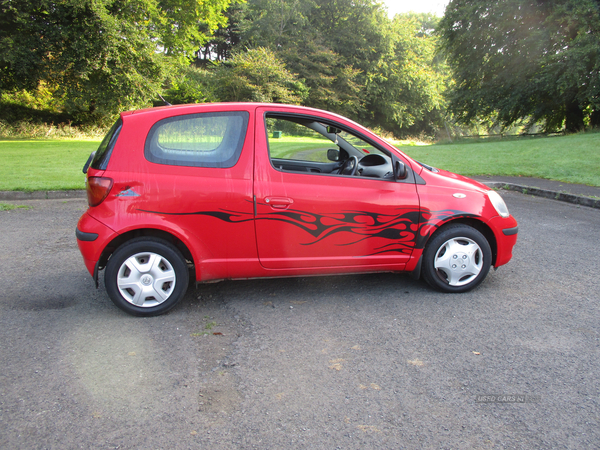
453;193;467;198
116;188;140;197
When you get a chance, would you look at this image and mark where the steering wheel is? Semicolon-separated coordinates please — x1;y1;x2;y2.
339;156;358;176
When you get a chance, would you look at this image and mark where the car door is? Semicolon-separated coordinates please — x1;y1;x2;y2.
253;107;421;270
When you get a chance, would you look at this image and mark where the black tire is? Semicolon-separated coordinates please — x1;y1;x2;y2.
105;237;189;316
421;224;492;293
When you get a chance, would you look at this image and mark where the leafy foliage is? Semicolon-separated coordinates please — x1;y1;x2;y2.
364;15;449;136
438;0;600;132
0;0;234;121
163;66;214;105
281;42;365;119
199;0;448;136
211;48;308;103
0;0;449;136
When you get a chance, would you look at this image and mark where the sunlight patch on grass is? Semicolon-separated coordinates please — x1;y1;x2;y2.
398;132;600;186
1;132;599;191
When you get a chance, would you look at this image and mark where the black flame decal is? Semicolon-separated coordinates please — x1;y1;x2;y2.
138;205;475;256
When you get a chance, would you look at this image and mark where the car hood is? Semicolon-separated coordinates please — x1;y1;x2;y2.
418;166;490;193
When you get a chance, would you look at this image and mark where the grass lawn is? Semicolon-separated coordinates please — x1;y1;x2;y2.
268;136;334;161
0;140;99;191
398;132;600;187
1;131;599;191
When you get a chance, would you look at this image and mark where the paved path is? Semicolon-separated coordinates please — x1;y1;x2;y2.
473;176;600;209
474;175;600;198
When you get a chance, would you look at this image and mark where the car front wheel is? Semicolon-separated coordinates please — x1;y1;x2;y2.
422;224;492;293
105;238;189;316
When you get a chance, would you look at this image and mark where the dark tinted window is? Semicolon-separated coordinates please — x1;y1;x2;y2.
91;119;122;170
145;111;249;168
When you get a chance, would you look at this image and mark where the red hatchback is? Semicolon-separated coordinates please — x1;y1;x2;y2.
76;103;518;316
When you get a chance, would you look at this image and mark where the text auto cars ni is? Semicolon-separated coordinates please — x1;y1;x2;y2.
76;103;518;316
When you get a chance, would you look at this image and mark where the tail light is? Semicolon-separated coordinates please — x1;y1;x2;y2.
86;176;113;207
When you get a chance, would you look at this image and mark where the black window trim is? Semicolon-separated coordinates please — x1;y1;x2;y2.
91;118;122;171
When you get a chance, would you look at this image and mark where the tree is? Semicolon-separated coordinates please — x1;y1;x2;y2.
216;0;447;136
363;14;449;136
310;0;391;73
281;42;365;119
0;0;234;120
225;0;371;118
196;2;246;63
238;0;313;49
438;0;600;132
211;47;308;103
163;65;215;104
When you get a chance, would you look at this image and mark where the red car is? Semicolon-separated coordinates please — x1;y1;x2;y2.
76;103;518;316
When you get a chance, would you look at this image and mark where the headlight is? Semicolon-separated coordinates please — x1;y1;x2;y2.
487;190;510;218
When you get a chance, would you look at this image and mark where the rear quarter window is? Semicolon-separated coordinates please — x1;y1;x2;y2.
144;111;249;168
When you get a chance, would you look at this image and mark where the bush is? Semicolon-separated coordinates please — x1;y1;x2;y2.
0;120;108;139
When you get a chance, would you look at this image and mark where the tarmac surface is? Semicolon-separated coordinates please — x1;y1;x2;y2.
1;191;599;448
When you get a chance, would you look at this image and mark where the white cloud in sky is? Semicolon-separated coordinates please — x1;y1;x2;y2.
381;0;449;17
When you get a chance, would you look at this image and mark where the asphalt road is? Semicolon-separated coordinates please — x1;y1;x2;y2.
0;192;599;449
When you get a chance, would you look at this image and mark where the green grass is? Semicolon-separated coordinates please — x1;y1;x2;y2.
397;132;600;186
0;202;32;211
268;136;334;161
1;131;599;191
0;139;99;190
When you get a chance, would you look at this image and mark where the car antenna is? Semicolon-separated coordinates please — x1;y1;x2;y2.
158;94;172;106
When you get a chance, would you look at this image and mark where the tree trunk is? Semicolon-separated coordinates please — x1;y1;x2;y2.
565;101;584;132
590;109;600;128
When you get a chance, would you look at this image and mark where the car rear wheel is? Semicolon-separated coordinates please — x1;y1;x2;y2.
422;224;492;293
105;238;189;316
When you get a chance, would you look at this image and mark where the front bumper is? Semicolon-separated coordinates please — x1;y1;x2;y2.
488;215;519;267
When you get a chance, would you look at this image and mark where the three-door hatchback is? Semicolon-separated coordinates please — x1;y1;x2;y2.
76;103;518;316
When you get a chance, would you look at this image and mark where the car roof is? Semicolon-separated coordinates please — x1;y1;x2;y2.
121;102;372;141
123;102;334;117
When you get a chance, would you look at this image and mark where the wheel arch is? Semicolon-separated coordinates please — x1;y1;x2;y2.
97;228;196;281
426;218;498;266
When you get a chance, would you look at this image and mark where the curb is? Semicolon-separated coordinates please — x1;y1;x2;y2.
484;182;600;210
0;190;86;201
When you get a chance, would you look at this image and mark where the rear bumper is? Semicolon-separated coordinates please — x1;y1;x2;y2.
76;228;99;242
502;226;518;236
76;212;117;277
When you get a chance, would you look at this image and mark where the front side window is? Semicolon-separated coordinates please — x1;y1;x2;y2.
267;118;336;162
266;115;394;179
145;111;249;168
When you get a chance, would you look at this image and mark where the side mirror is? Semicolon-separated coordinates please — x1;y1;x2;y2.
395;160;407;180
327;148;340;162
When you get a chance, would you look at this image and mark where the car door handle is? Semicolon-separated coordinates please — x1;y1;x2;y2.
265;197;293;209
